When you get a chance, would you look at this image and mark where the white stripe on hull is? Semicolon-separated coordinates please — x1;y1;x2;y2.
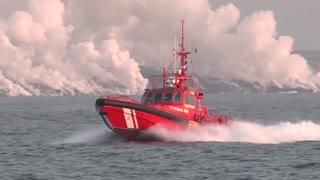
131;109;139;129
123;108;134;128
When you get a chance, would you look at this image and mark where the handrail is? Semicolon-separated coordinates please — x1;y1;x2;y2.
100;94;139;103
148;74;201;90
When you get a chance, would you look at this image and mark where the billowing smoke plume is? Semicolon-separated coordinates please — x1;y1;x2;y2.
0;0;319;96
0;0;147;96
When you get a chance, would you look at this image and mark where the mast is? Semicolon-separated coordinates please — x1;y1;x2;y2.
174;23;177;75
162;19;193;89
176;19;190;88
180;20;185;75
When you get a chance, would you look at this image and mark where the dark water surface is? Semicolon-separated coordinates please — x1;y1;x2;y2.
1;93;320;179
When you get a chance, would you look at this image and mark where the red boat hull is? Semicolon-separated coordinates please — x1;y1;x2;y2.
96;99;191;141
96;98;232;141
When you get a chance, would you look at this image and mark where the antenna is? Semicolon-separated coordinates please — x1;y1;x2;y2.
174;23;177;74
164;19;194;89
160;57;168;88
189;39;191;75
190;58;192;75
180;19;185;75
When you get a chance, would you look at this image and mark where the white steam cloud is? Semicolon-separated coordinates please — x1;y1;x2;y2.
0;0;147;96
0;0;319;96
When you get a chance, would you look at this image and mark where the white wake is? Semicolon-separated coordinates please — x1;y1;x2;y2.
56;127;122;144
146;120;320;144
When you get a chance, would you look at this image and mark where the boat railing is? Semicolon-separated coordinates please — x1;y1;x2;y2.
148;73;201;90
100;94;129;99
100;94;138;103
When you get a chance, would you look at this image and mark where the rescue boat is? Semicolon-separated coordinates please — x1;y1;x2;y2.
95;20;232;141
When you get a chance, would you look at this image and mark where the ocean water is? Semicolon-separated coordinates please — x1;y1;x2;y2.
1;93;320;180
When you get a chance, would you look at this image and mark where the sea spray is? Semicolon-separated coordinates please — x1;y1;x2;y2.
146;120;320;144
55;127;122;144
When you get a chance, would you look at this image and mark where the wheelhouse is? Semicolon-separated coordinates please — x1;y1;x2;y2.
141;72;204;108
141;88;204;109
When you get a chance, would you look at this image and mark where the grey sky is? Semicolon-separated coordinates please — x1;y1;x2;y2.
211;0;320;50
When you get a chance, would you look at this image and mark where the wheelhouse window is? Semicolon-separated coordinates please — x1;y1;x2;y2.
188;94;195;105
143;91;180;103
183;93;196;105
198;99;202;109
154;93;162;103
164;92;173;102
184;94;188;104
174;92;181;102
144;92;153;103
